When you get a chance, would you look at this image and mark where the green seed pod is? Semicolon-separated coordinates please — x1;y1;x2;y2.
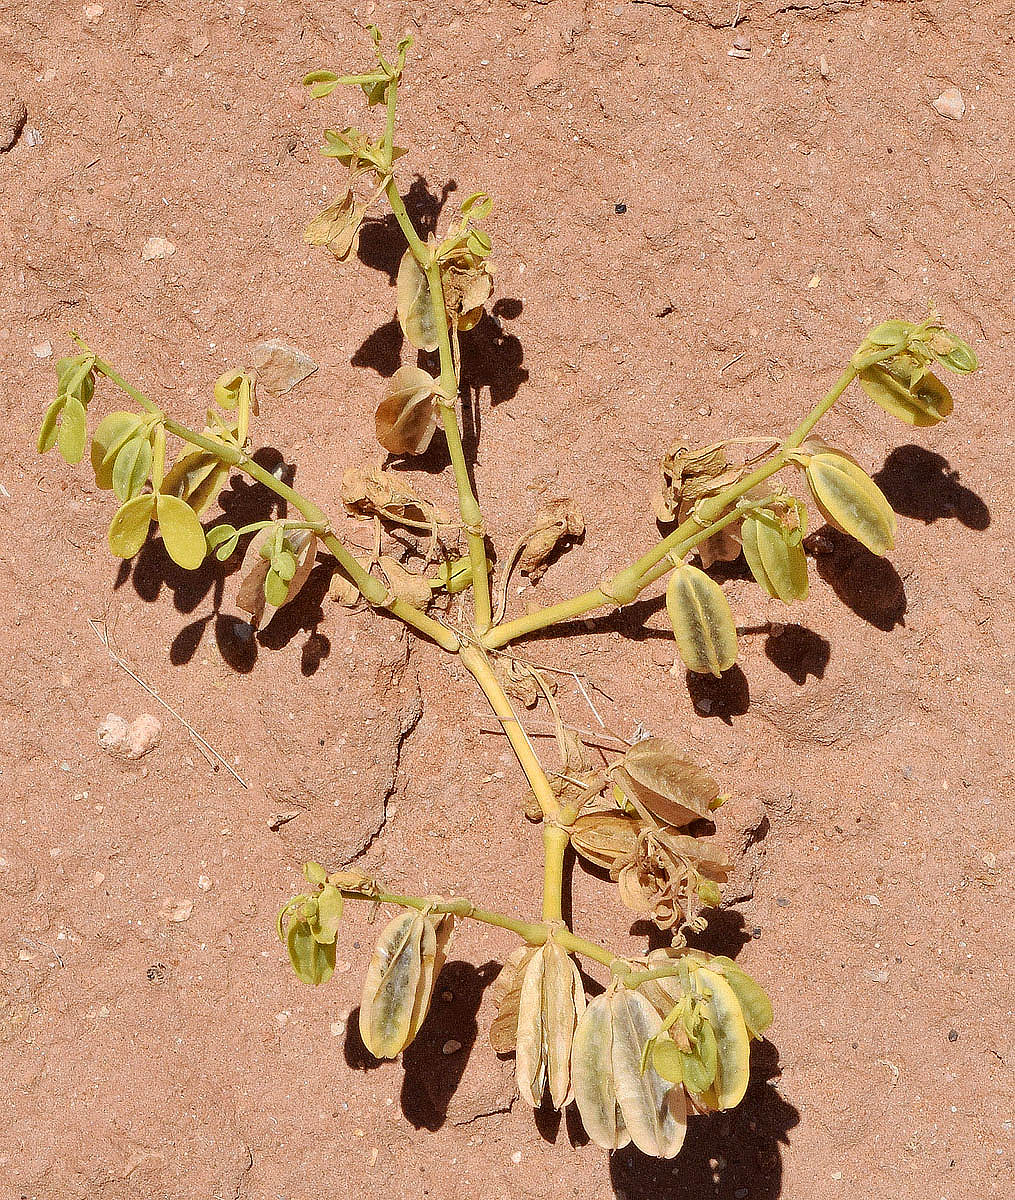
572;987;687;1158
665;564;737;677
741;514;809;604
858;359;953;427
694;967;751;1110
804;451;896;556
707;956;774;1040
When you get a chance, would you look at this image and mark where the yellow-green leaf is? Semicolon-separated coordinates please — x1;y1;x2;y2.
56;397;87;464
37;398;63;454
805;451;896;556
287;920;336;985
108;494;155;559
309;884;344;945
665;564;737;677
91;412;144;490
155;493;207;569
112;435;152;502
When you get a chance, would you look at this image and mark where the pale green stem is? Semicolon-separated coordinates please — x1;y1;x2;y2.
541;825;569;923
336;885;618;967
85;349;460;652
384;180;493;633
486;362;865;650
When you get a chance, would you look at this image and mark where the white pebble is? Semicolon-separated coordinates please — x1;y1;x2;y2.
931;87;965;121
97;713;129;752
141;235;176;262
126;713;162;759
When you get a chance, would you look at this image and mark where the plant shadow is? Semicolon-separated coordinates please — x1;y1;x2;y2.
607;1037;798;1200
343;959;500;1132
874;444;990;529
763;623;831;685
806;526;906;631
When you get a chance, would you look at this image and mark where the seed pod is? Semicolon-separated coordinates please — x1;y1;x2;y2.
708;956;774;1040
612;738;721;827
804;451;896;557
359;910;454;1059
396;249;440;351
858;359;953;427
489;945;538;1053
741;513;809;604
665;564;737;677
572;987;687;1158
694;967;751;1110
515;942;586;1109
569;812;642;869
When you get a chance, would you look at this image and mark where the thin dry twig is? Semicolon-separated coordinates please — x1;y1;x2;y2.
87;616;248;788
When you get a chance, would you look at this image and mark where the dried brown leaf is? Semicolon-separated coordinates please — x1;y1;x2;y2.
614;738;720;827
517;499;585;583
378;556;433;610
340;465;450;526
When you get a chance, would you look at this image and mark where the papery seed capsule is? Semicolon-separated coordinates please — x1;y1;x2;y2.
490;946;538;1053
359;909;453;1059
694;967;751;1110
665;564;738;677
515;941;586;1109
804;451;896;556
572;987;687;1158
569;812;642;869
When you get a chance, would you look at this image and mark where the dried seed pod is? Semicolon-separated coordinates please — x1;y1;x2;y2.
396;249;440;351
515;941;586;1109
374;365;440;456
572;987;687;1158
304;190;367;262
741;512;809;604
569;812;642;869
359;910;455;1059
340;465;450;527
858;357;953;427
516;499;585;583
489;945;538;1053
804;451;896;557
665;564;737;677
612;738;721;827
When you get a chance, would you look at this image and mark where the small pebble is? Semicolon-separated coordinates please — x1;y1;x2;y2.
948;1028;958;1043
191;34;210;56
932;87;965;121
83;4;105;20
26;128;43;147
126;713;162;759
32;341;53;358
197;874;213;891
97;713;130;752
511;1151;522;1165
141;235;176;262
614;201;627;214
819;55;831;79
442;1039;463;1056
330;1020;346;1036
163;898;193;922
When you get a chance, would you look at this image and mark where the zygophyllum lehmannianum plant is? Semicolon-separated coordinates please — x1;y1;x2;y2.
38;29;979;1160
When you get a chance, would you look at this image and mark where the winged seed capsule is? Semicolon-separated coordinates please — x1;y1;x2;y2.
515;941;586;1109
359;909;455;1059
665;564;738;677
804;451;897;557
572;987;687;1157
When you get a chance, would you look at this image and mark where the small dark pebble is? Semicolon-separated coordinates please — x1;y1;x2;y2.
614;202;627;214
948;1028;958;1042
775;897;790;907
751;926;762;939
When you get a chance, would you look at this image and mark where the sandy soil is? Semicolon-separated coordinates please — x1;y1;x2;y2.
1;2;1013;1198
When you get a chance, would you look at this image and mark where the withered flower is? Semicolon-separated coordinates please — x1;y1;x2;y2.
611;828;728;932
